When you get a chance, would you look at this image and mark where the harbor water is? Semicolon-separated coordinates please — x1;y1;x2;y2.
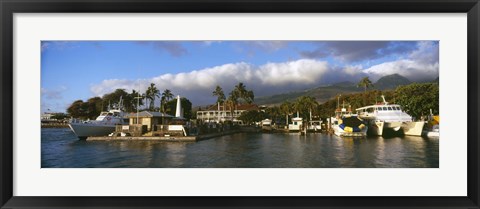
42;128;439;168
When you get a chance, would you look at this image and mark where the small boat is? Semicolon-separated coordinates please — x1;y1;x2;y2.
307;120;322;132
330;105;367;137
356;95;425;136
307;110;322;132
422;114;439;137
261;119;273;131
69;98;128;139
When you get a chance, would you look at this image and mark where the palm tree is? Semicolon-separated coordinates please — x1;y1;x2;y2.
293;96;318;121
233;82;254;104
146;83;160;111
245;90;254;104
226;92;239;120
162;89;174;101
280;101;292;128
357;77;374;105
160;89;174;113
212;85;226;104
265;106;281;124
357;76;374;93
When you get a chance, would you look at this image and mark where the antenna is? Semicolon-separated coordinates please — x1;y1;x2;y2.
381;95;389;105
337;94;341;109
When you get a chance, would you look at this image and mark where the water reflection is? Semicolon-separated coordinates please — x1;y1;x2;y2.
42;128;439;168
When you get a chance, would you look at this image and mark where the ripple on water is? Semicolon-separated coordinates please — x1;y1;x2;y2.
41;129;439;168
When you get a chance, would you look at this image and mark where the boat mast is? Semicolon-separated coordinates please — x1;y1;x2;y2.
337;94;341;110
135;92;142;125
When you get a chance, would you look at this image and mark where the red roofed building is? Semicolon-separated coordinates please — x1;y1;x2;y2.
196;103;259;123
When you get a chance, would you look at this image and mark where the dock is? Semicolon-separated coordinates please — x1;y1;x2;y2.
86;130;240;142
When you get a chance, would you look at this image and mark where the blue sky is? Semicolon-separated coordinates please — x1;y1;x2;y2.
41;41;439;113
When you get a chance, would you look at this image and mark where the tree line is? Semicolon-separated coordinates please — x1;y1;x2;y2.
66;83;192;120
236;77;439;124
211;82;255;112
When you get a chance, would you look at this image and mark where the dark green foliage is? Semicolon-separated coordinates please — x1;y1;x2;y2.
230;82;254;104
102;89;130;111
160;89;174;113
293;96;318;120
265;106;282;123
130;89;144;112
164;97;193;120
86;97;103;119
212;85;226;104
66;88;162;119
395;83;439;119
50;112;68;120
238;110;268;125
67;100;88;119
146;83;160;110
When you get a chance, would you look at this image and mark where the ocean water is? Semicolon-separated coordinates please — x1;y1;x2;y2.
41;128;439;168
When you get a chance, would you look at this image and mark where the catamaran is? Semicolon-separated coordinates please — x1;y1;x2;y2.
355;95;425;136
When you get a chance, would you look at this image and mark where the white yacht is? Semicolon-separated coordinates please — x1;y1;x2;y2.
307;120;322;132
355;95;425;136
69;99;129;139
261;119;273;131
330;105;367;137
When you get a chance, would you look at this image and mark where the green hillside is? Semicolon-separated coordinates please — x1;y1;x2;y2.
374;73;412;90
255;74;413;105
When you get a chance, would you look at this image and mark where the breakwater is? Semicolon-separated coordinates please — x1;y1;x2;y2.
86;130;243;142
41;123;69;128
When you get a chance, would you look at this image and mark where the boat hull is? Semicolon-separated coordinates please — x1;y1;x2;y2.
69;123;117;139
366;120;425;136
333;125;367;137
307;126;322;132
422;130;440;137
401;121;425;136
366;121;384;136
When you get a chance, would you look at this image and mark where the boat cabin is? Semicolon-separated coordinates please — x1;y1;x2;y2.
261;119;273;131
356;104;413;122
288;117;303;131
356;105;403;116
308;120;322;131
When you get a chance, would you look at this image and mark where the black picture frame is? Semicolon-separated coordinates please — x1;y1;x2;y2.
1;0;479;208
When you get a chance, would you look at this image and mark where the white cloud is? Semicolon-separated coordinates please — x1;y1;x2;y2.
90;59;329;105
363;41;439;82
342;65;363;76
255;60;328;85
409;41;439;64
363;59;439;81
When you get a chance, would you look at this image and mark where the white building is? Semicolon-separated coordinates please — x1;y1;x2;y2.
196;103;258;123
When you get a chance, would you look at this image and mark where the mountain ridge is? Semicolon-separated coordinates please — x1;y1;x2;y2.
255;74;425;105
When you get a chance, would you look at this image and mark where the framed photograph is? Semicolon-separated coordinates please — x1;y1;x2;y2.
1;0;479;208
